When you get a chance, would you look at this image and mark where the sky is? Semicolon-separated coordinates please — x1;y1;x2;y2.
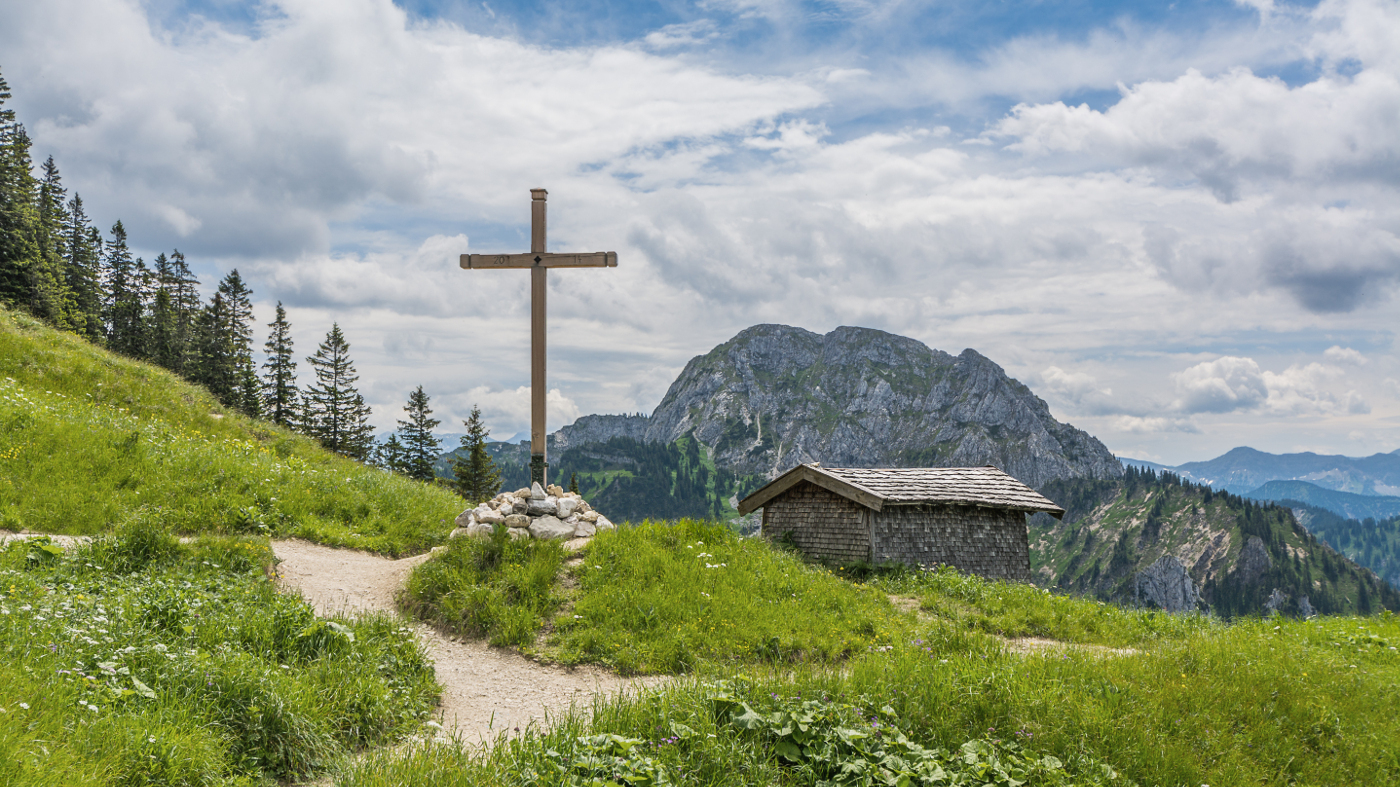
2;0;1398;465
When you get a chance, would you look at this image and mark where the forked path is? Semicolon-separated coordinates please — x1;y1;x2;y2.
272;539;661;745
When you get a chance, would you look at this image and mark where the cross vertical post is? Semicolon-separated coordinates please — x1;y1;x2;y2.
529;189;548;486
457;190;618;490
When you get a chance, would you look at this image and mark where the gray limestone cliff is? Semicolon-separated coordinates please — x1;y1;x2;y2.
1134;555;1200;613
635;324;1123;488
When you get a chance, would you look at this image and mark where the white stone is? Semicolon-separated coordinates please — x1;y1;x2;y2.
504;513;531;529
579;510;600;524
594;515;615;531
477;508;505;525
466;522;495;540
516;487;532;499
577;500;592;513
562;537;591;552
557;497;579;519
528;515;575;540
531;482;546;500
454;509;476;528
573;518;596;538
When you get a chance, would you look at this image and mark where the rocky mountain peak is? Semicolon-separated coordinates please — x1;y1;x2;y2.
635;323;1122;488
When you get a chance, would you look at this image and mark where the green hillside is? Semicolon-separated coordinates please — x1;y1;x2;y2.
1291;502;1400;590
362;520;1400;786
0;304;460;555
1031;466;1399;616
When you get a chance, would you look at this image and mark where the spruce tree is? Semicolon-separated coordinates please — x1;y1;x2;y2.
103;221;146;356
303;323;374;459
191;291;237;404
453;404;501;503
148;253;181;370
395;385;442;482
0;81;50;316
373;434;409;474
216;270;259;416
569;472;579;494
168;250;201;367
63;194;104;341
260;302;299;427
33;156;79;330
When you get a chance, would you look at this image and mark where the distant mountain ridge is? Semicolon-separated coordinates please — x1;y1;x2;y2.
1121;447;1400;505
543;324;1123;490
1245;480;1400;522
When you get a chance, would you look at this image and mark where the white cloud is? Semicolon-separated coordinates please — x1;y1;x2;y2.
1323;345;1368;365
1172;355;1371;416
1173;356;1270;414
439;385;581;440
644;20;720;49
1110;416;1201;434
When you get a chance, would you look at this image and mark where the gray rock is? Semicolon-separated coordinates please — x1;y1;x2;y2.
562;537;592;552
531;482;546;500
454;509;476;528
476;507;505;525
1298;595;1316;618
1234;536;1272;585
516;487;532;499
573;517;596;538
594;515;615;532
1264;587;1289;614
504;513;530;529
527;496;557;516
529;515;574;540
1134;554;1199;613
512;497;528;514
557;497;579;519
466;522;495;540
552;414;650;452
579;510;600;523
639;324;1124;487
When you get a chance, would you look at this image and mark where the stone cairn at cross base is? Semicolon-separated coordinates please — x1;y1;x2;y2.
452;481;615;546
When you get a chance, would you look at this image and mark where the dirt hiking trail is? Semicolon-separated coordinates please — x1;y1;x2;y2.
272;539;662;745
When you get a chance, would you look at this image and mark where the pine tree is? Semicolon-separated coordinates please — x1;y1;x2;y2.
0;72;45;313
260;302;299;427
62;194;104;341
453;404;501;503
394;385;442;482
372;434;409;474
216;270;259;416
303;323;374;459
191;291;237;404
168;250;201;368
33;156;79;330
569;473;579;494
103;221;147;356
148;253;181;370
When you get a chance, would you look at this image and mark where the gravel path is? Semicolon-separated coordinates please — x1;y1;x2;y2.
271;539;661;744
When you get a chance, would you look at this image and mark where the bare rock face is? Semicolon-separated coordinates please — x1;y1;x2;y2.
640;324;1123;488
1298;595;1316;618
1264;587;1289;614
1234;536;1272;585
1134;554;1200;613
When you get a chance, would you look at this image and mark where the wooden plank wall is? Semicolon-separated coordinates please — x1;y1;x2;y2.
871;504;1031;581
761;480;870;562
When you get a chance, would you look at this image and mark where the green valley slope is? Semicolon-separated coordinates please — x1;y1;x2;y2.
1030;466;1399;616
0;304;460;555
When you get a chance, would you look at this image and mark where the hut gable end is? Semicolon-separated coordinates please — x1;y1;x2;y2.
761;480;870;563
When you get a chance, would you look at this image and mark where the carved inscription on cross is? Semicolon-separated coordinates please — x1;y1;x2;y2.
459;189;618;486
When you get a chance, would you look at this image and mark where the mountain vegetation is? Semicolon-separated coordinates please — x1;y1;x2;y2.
1290;502;1400;591
1031;465;1399;616
0;303;460;554
375;519;1400;787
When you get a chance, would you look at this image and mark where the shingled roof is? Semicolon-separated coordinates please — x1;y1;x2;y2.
736;464;1065;518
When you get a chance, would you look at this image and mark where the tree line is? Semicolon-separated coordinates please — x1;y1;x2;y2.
2;68;503;500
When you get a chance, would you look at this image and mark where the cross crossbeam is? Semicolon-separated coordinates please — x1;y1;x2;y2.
457;189;617;487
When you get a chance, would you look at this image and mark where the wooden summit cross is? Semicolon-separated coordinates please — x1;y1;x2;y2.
459;189;617;487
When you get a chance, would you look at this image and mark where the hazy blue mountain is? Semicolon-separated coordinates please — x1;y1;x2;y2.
1245;480;1400;522
1162;447;1400;497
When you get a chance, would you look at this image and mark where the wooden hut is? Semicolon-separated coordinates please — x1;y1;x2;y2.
736;464;1064;581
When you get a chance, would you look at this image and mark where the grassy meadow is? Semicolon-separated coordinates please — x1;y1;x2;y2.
0;522;440;787
388;520;1400;786
0;305;461;555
